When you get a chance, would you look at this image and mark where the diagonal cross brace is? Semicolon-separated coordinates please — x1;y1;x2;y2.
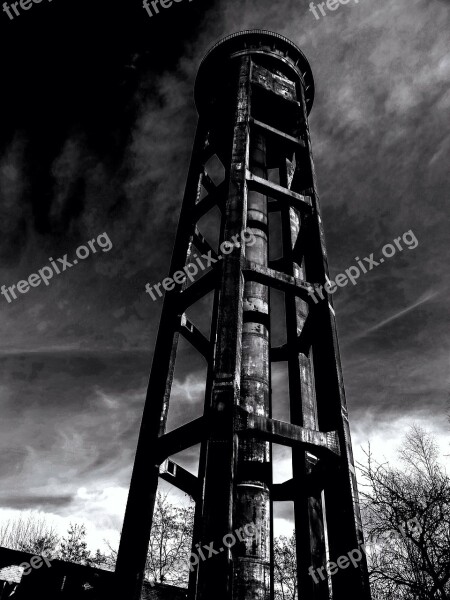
270;309;315;361
178;268;220;311
193;181;226;221
179;313;213;361
157;416;205;464
159;459;200;501
193;227;218;261
201;169;217;194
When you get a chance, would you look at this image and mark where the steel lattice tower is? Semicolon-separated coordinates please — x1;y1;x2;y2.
115;30;371;600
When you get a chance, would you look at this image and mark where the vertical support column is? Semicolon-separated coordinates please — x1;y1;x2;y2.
297;83;371;600
189;173;228;600
195;56;251;600
280;156;328;600
233;129;271;600
115;121;209;600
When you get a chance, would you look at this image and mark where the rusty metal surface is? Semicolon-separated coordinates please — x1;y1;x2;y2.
116;30;371;600
194;55;251;600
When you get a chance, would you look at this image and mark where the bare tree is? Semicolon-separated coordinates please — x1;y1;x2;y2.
145;492;194;587
0;498;196;586
274;533;297;600
358;425;450;600
89;547;115;571
0;511;59;556
95;493;195;586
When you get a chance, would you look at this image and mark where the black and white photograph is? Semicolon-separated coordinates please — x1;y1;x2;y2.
0;0;449;598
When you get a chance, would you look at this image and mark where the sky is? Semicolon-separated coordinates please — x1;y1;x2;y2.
0;0;449;553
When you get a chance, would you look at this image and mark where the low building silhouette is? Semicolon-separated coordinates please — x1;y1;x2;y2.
0;546;186;599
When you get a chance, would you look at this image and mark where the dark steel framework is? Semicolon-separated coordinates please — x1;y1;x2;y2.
115;30;371;600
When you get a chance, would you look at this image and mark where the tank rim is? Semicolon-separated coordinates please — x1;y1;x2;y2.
195;30;315;114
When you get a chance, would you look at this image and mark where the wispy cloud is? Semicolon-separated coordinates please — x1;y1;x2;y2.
350;289;440;341
0;0;448;549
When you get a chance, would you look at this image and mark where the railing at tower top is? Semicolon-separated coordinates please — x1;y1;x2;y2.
199;30;309;66
195;30;315;114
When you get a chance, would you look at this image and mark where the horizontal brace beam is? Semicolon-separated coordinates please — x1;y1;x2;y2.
157;416;205;464
178;268;219;311
250;117;306;149
243;260;320;302
159;459;200;501
235;411;340;458
270;311;314;361
246;170;311;210
272;479;295;502
193;181;226;222
272;461;329;501
268;257;286;271
179;313;213;361
193;227;218;261
270;345;288;362
268;199;282;213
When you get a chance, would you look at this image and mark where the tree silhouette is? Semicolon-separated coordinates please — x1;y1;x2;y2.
358;426;450;600
274;532;297;600
0;512;59;557
59;523;91;565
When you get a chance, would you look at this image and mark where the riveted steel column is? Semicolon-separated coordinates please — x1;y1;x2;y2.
115;120;209;600
298;79;372;600
280;158;328;600
195;55;251;600
233;128;271;600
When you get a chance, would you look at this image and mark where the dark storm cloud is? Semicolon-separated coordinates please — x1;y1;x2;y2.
280;0;450;427
0;340;206;513
0;350;145;506
0;495;74;511
0;0;448;539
